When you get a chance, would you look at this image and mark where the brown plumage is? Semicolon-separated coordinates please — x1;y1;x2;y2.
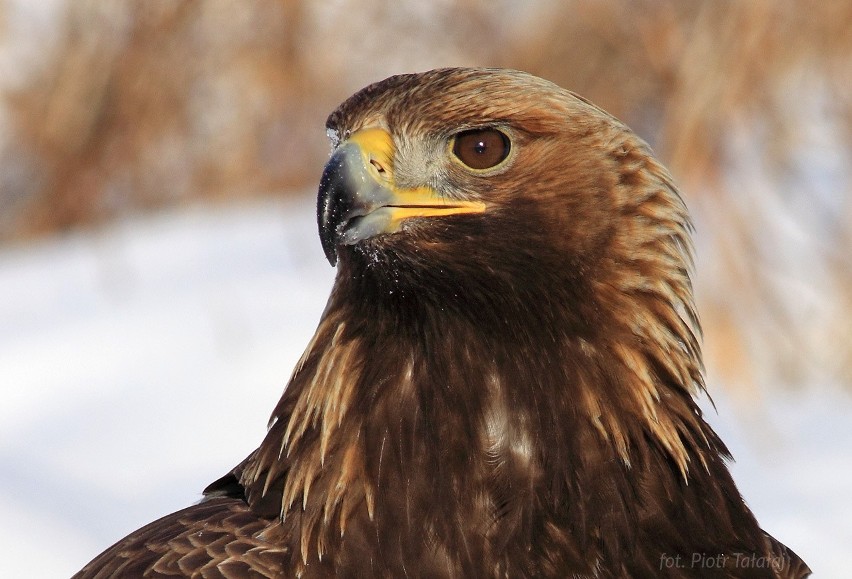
75;68;809;578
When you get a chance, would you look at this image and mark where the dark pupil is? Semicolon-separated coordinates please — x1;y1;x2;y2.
454;129;509;170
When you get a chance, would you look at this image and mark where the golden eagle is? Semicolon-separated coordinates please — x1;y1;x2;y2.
75;68;809;578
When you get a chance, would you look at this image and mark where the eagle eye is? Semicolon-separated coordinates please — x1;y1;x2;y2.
451;128;510;170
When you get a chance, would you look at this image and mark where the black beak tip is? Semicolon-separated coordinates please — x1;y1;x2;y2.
322;241;338;267
317;143;378;267
317;193;339;266
317;154;349;267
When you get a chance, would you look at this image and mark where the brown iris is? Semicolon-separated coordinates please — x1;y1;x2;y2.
452;128;510;170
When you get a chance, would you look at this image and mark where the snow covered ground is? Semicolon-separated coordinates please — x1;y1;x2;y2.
0;198;847;576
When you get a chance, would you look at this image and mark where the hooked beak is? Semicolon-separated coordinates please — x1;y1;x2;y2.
317;128;486;265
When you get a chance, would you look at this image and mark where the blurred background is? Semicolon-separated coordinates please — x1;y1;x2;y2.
1;0;850;576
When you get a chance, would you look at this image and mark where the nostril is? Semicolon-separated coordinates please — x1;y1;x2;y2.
370;158;386;174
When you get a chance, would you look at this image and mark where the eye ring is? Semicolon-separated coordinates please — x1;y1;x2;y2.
451;128;511;171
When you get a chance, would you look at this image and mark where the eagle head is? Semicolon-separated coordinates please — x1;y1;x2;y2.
317;68;695;339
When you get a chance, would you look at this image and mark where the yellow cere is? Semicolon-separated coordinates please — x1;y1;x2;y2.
347;127;487;230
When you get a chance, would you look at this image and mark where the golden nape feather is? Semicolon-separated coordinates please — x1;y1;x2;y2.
75;68;809;578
